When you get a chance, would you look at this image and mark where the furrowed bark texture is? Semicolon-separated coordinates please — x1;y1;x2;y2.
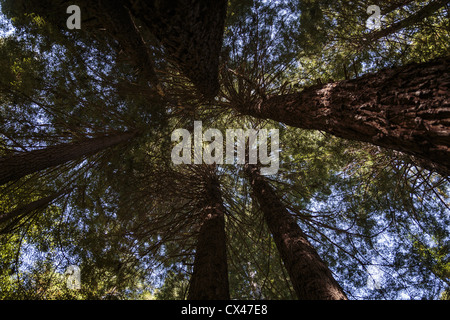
0;132;136;185
240;57;450;175
188;171;230;300
246;166;348;300
128;0;228;99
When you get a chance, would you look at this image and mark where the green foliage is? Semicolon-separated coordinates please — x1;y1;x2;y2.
0;0;449;300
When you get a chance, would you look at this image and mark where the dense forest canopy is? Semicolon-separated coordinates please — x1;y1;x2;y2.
0;0;449;300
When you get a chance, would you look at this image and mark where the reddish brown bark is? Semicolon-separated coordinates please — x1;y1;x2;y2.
239;57;450;176
0;131;136;185
245;165;348;300
188;169;230;300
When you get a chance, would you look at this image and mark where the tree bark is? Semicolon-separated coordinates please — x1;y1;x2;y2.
128;0;228;99
0;131;137;185
188;169;230;300
238;57;450;176
245;165;348;300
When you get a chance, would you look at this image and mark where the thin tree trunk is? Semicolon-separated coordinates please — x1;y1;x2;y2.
238;57;450;176
188;169;230;300
361;0;449;44
245;165;348;300
0;131;137;185
0;188;70;233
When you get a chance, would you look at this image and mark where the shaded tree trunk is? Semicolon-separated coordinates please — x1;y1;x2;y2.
0;131;137;185
188;169;230;300
128;0;228;99
0;188;70;233
245;165;348;300
95;0;159;88
238;57;450;176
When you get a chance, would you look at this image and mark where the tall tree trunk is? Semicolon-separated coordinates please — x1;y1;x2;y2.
96;0;160;88
188;168;230;300
245;165;348;300
128;0;228;99
238;57;450;176
0;131;137;185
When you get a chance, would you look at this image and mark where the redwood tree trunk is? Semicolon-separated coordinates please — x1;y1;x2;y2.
0;131;136;185
245;165;348;300
128;0;227;99
188;170;230;300
239;57;450;176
